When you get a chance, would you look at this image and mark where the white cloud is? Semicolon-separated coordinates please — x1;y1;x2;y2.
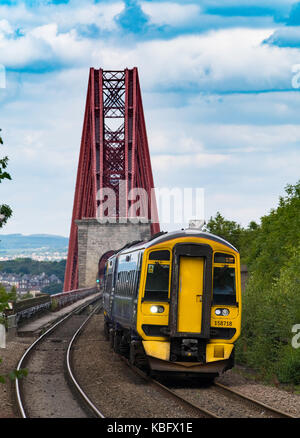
186;123;300;153
0;19;13;36
141;2;201;26
0;17;298;94
48;2;124;31
152;152;229;172
90;27;300;93
0;23;97;69
149;130;205;154
0;1;123;32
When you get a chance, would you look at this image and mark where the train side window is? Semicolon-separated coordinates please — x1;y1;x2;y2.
130;271;134;294
105;272;113;294
130;271;135;295
126;272;130;295
212;266;237;305
127;271;131;295
144;262;170;302
123;272;126;293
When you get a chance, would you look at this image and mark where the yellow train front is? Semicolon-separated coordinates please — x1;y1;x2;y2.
103;229;242;377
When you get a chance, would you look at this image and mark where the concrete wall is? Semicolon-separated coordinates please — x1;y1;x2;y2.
76;218;152;289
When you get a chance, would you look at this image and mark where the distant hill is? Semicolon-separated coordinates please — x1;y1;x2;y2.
0;233;69;256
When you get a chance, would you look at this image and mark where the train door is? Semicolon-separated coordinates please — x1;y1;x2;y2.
177;256;204;333
169;243;212;339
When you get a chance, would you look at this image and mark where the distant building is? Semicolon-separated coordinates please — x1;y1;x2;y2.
0;272;61;295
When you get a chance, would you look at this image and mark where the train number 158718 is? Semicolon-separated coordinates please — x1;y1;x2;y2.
213;320;233;327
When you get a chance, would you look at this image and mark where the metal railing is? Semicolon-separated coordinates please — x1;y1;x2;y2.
4;287;98;329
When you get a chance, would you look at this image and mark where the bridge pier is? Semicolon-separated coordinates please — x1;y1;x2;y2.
76;218;151;289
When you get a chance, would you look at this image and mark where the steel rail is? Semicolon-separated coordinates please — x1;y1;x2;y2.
150;377;219;418
120;357;219;418
213;381;297;418
66;303;105;418
121;356;297;418
15;297;104;419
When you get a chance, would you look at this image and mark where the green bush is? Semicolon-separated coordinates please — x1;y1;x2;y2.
275;346;300;384
51;298;59;312
208;182;300;385
236;244;300;384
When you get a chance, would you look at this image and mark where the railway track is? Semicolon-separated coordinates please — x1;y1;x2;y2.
121;358;217;418
162;376;297;418
212;381;296;418
123;359;296;418
15;297;105;418
15;302;297;419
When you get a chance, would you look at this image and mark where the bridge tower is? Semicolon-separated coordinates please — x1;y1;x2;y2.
64;68;160;291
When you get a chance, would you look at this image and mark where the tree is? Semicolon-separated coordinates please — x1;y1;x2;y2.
0;129;13;324
0;129;12;228
206;212;260;261
0;131;26;382
42;283;63;295
0;285;16;321
0;284;27;383
236;181;300;384
0;258;66;282
206;211;243;250
245;180;300;283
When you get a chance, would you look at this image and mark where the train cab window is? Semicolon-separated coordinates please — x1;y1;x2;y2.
213;266;236;305
144;262;170;302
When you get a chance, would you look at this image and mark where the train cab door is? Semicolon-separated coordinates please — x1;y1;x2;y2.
169;243;212;339
177;256;204;333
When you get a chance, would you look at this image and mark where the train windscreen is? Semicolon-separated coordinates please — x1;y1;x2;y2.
213;266;236;305
144;263;169;302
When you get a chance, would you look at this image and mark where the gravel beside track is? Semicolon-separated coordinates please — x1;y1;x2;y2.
72;313;206;418
16;303;100;418
217;368;300;418
0;338;32;418
161;377;291;418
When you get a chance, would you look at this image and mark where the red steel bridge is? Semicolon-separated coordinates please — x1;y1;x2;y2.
64;68;160;292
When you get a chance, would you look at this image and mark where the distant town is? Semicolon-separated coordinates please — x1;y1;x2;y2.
0;272;62;297
0;234;68;296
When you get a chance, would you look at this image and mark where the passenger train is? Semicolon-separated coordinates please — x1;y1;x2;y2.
102;229;242;378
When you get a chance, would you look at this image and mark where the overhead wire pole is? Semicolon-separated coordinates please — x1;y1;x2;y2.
64;68;160;292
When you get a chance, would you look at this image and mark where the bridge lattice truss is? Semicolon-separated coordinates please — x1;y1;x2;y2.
64;68;160;291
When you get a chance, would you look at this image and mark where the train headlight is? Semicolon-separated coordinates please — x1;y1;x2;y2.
215;308;230;316
150;305;165;314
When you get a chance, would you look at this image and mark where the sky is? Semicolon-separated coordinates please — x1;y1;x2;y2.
1;0;300;236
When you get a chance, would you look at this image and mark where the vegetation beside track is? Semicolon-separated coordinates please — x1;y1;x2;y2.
207;181;300;386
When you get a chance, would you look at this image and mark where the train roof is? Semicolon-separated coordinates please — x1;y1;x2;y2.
113;228;238;257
